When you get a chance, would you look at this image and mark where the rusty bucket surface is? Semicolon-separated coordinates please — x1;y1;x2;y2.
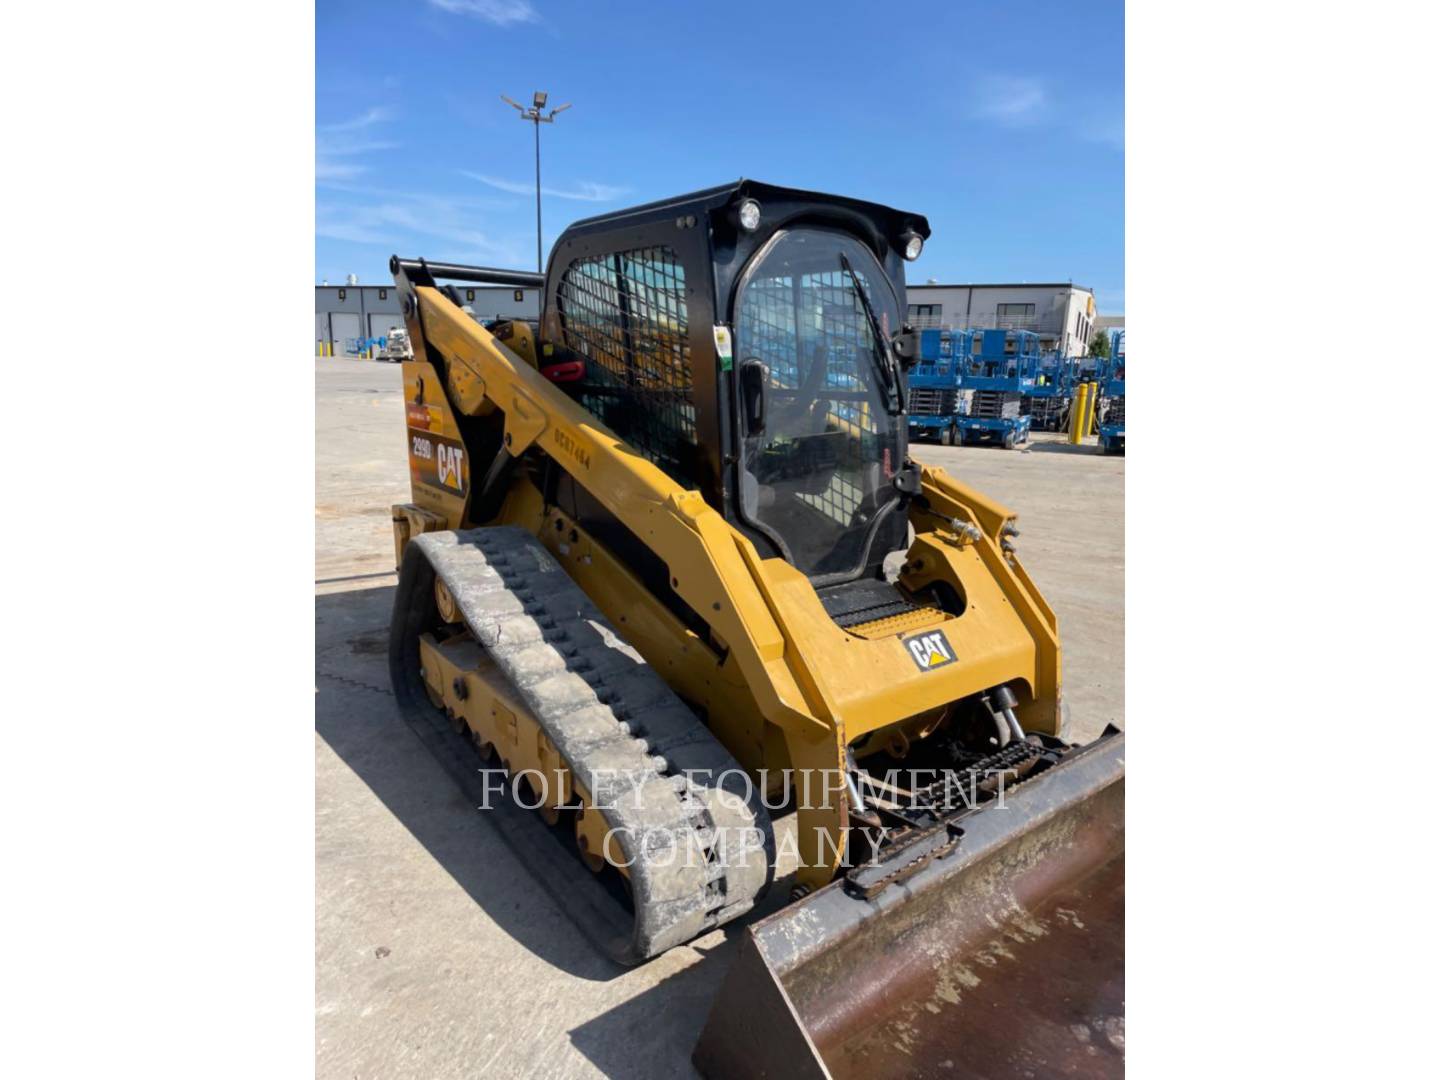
694;731;1125;1079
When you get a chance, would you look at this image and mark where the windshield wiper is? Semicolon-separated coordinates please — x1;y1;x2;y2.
839;253;905;415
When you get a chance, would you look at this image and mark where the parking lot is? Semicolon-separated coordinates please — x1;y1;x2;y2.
315;355;1124;1079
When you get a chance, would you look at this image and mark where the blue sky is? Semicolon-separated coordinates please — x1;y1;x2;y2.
318;1;1124;312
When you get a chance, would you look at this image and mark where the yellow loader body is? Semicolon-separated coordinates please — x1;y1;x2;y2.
384;181;1122;1076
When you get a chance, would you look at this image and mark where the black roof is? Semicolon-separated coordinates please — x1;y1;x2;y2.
560;178;930;244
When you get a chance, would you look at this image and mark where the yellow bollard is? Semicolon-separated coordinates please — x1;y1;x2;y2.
1068;383;1089;444
1086;381;1101;436
1075;383;1087;438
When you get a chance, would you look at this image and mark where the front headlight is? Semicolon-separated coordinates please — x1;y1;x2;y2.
737;198;762;232
902;231;924;261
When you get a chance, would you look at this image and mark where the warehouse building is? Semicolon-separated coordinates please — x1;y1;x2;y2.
317;280;1103;358
316;283;540;354
904;282;1097;356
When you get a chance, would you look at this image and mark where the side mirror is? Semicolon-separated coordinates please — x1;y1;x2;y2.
740;358;767;434
891;328;921;370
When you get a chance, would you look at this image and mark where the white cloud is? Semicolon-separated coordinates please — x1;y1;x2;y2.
316;179;514;211
317;194;527;267
973;76;1047;126
462;172;628;202
318;106;395;133
316;159;371;182
427;0;539;25
317;107;398;183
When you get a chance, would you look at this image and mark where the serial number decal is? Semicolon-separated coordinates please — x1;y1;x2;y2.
408;431;466;496
903;629;957;672
552;427;591;470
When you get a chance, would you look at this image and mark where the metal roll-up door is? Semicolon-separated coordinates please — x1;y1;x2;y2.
330;313;362;354
369;313;401;342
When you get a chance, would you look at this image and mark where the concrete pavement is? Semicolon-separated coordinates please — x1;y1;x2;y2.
314;356;1124;1078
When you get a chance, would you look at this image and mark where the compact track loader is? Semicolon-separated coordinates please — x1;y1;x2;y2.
386;180;1124;1077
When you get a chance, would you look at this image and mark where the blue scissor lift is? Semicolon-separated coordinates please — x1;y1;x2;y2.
1075;344;1107;388
1023;349;1078;432
905;328;976;446
1097;329;1125;454
955;329;1038;449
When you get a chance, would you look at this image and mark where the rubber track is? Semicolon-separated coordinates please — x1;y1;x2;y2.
404;527;774;960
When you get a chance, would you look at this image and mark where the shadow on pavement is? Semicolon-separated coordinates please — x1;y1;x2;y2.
1024;440;1107;456
565;941;733;1080
316;584;623;981
316;584;779;1078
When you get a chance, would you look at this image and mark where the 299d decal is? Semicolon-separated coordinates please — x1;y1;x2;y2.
408;431;466;495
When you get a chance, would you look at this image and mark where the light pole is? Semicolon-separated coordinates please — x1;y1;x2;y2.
501;91;572;272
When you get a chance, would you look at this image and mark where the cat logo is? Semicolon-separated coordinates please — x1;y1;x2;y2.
903;629;957;672
437;443;464;489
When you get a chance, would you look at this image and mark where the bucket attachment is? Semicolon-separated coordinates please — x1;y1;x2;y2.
694;729;1124;1079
